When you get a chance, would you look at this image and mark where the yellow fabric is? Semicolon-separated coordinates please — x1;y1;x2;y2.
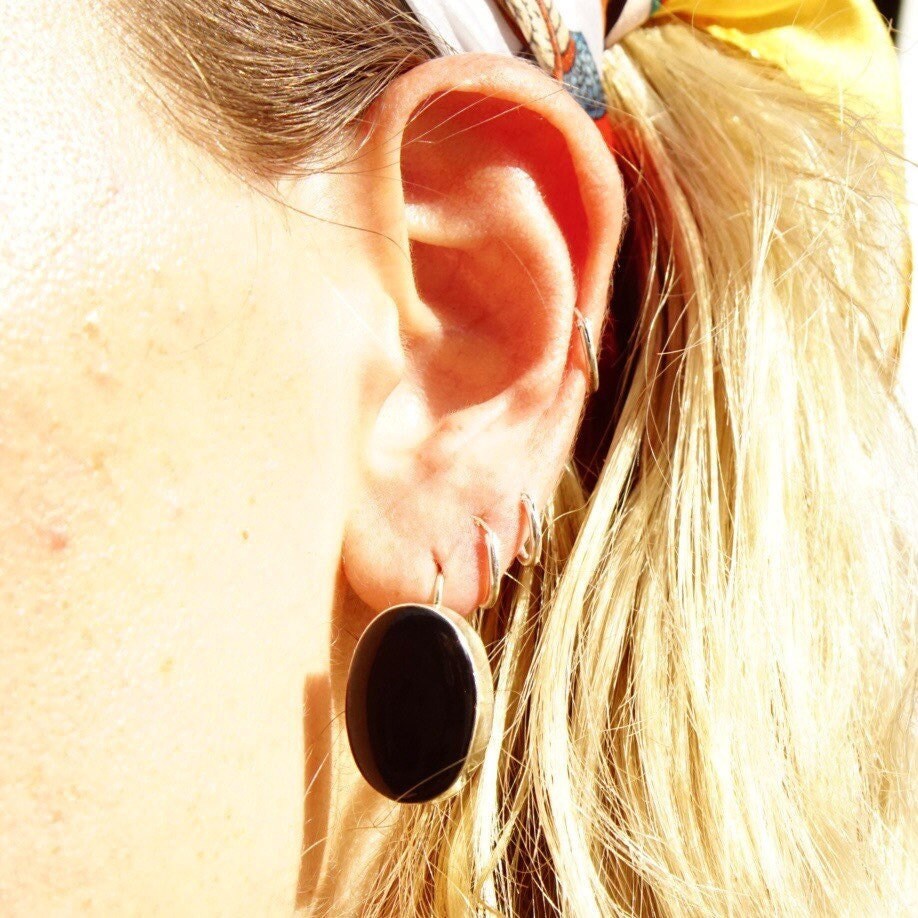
656;1;901;130
648;0;909;352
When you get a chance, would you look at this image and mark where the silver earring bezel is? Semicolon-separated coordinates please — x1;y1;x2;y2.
418;602;494;804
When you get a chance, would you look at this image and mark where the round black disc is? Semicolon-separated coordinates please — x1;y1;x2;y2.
345;604;479;803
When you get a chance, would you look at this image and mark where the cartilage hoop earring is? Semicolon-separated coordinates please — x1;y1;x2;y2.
573;307;600;394
516;492;543;567
344;558;495;804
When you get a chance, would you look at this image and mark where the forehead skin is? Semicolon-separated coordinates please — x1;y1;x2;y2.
0;1;390;911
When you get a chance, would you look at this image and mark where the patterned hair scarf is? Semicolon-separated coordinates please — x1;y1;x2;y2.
404;0;901;129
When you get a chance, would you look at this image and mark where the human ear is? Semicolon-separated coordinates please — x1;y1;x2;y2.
341;53;625;618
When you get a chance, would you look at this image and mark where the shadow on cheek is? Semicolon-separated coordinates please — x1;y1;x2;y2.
296;670;332;906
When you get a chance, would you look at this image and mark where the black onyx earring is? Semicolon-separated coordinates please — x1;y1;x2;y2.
344;517;500;804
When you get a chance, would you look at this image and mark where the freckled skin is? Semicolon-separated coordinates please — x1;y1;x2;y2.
1;0;626;908
0;2;396;912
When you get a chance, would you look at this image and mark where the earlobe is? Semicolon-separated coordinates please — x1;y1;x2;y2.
341;53;625;620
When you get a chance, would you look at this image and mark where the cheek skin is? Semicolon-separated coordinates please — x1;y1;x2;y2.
1;249;345;912
0;7;381;911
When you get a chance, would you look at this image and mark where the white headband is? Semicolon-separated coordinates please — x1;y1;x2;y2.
404;0;656;118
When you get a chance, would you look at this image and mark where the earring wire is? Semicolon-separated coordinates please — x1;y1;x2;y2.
573;307;600;394
430;564;445;607
472;516;501;610
516;492;543;567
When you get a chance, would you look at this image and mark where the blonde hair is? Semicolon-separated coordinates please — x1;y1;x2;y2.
110;2;917;914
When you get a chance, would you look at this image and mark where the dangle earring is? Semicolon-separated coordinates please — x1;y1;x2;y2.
344;518;499;803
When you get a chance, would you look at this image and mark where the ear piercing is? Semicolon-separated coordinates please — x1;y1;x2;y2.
472;516;501;609
345;499;545;803
573;307;600;394
516;491;543;567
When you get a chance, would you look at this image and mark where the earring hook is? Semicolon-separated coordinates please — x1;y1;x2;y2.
430;564;445;607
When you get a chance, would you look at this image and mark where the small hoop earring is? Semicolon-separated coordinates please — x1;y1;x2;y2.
573;307;600;394
345;562;495;804
516;492;543;567
472;515;501;609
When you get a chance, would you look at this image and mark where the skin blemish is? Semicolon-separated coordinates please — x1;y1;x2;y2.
39;520;70;552
164;489;183;519
90;360;113;385
83;309;102;336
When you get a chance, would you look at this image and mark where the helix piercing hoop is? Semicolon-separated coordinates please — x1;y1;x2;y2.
345;555;495;803
573;307;600;394
516;492;543;567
